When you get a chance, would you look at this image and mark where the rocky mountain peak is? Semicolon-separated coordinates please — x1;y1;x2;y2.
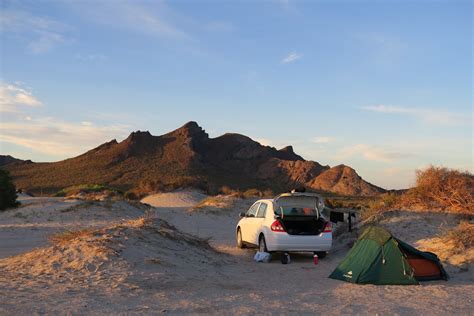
277;146;304;161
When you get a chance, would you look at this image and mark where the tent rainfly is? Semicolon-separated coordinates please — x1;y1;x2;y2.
329;226;448;285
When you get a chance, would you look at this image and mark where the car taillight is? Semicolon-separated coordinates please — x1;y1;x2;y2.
271;220;286;232
323;222;332;233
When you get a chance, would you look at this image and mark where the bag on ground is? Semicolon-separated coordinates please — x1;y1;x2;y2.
254;251;271;263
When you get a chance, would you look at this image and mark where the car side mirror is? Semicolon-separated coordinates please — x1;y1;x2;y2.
239;212;246;218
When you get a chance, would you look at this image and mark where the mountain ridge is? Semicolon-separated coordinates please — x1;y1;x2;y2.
1;121;385;196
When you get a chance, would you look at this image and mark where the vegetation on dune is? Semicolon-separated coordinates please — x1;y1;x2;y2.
54;184;122;197
0;169;19;211
443;221;474;254
48;229;93;245
326;166;474;222
124;191;139;201
399;166;473;214
219;186;274;198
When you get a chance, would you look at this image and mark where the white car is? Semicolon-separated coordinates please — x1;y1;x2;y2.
236;192;332;257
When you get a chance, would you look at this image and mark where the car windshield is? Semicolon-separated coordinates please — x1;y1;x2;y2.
274;206;318;217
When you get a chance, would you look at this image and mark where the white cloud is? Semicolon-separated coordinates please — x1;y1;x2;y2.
0;83;42;112
336;144;413;163
312;136;334;144
0;9;72;54
28;31;65;54
360;104;466;125
67;1;189;40
0;82;130;158
0;117;130;157
281;52;302;64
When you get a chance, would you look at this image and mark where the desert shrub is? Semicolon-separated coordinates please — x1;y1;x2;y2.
242;188;262;198
443;221;474;253
53;184;120;197
220;186;233;195
163;176;207;192
124;191;139;200
53;189;66;197
137;179;163;194
400;166;474;214
49;229;92;244
0;169;19;210
193;196;227;210
360;200;388;223
356;193;400;223
262;189;274;198
218;186;247;198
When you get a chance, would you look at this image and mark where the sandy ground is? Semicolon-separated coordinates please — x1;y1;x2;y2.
0;191;473;314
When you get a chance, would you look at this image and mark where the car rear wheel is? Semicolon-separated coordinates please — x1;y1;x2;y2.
236;228;245;248
259;235;268;252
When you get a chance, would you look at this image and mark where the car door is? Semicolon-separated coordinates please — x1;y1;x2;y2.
248;202;268;245
240;202;260;243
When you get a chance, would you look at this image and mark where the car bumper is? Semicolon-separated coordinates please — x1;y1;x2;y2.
265;232;332;252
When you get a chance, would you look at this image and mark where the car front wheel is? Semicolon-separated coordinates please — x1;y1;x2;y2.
236;228;245;248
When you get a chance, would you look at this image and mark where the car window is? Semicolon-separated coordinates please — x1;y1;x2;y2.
274;206;319;217
256;203;267;218
246;203;260;217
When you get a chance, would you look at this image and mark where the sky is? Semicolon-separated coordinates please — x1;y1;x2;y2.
0;0;472;189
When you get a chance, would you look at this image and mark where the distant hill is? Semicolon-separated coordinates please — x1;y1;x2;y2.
1;122;385;196
0;155;28;166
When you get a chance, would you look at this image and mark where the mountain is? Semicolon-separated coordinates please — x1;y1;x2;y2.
1;122;385;196
0;155;27;166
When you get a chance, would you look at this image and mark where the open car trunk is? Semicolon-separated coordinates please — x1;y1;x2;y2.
280;216;327;235
274;193;327;235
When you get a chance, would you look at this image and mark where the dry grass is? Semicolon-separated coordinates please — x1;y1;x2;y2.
400;166;473;214
219;186;274;198
54;184;122;198
49;229;93;245
443;221;474;254
354;166;474;222
193;196;227;209
190;195;238;214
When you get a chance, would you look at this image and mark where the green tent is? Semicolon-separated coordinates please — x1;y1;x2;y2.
329;226;448;285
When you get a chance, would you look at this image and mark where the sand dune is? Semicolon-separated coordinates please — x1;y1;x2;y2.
0;192;472;314
141;189;208;208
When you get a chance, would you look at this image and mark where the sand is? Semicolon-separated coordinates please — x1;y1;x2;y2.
0;192;473;314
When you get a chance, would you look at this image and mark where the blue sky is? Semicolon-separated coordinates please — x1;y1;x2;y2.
0;0;472;189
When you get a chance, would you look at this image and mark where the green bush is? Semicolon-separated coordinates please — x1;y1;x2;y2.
0;169;19;210
53;184;116;197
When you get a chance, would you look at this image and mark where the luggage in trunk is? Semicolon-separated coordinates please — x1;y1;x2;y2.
280;216;326;235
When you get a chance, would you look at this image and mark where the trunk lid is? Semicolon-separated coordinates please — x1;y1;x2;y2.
274;193;323;218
